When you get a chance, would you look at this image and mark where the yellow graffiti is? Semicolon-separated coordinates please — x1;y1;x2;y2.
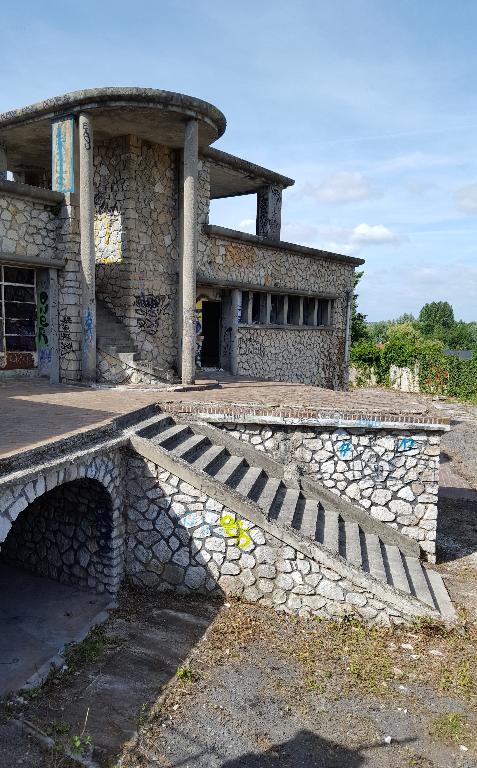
219;513;252;549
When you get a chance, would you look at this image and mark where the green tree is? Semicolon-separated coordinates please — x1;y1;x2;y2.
418;301;455;336
445;321;476;350
386;321;423;345
350;271;369;343
367;320;389;344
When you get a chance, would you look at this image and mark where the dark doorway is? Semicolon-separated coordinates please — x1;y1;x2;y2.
201;301;221;367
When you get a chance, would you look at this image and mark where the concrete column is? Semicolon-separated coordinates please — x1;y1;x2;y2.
246;291;253;324
298;296;304;326
230;288;241;376
181;120;198;386
312;298;318;326
265;293;272;324
79;113;96;382
282;295;289;325
0;144;7;181
48;268;60;384
343;289;353;388
256;185;282;240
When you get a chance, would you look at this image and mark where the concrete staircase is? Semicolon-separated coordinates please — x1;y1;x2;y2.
129;410;454;621
96;299;176;383
96;299;139;363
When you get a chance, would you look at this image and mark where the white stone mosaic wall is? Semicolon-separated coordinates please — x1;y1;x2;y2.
125;451;431;625
217;424;440;560
94;137;179;375
0;194;60;261
0;449;125;593
236;326;342;387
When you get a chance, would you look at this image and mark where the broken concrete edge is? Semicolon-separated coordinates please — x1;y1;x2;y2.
10;718;100;768
0;178;64;206
160;403;451;432
128;434;447;622
97;348;177;385
0;402;163;479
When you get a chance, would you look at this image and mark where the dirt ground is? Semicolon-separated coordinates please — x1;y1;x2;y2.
2;592;477;768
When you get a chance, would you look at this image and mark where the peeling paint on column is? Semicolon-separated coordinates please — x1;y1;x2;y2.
51;117;75;193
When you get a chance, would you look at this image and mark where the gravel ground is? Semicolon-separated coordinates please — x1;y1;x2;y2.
2;592;476;768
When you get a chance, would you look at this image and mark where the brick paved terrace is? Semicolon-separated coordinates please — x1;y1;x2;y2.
0;374;448;460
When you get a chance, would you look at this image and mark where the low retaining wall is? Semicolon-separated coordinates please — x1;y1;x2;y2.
216;424;441;560
124;451;436;625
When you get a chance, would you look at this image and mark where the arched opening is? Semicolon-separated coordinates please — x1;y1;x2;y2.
0;478;116;594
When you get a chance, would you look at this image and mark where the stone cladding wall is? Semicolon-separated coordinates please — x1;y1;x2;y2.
56;197;82;383
217;424;440;560
0;449;124;593
1;478;115;593
199;207;353;385
94;137;179;375
0;193;60;260
125;451;429;625
236;327;338;387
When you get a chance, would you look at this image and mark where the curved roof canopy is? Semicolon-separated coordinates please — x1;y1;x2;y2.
0;87;227;172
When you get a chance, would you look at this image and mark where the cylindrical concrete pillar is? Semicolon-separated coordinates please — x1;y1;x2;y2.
0;144;7;181
230;288;242;376
79;113;96;382
181;119;199;385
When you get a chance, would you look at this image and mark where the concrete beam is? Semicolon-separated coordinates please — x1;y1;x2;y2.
181;120;199;386
78;114;96;382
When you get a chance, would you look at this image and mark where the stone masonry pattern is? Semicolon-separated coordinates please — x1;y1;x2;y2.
125;451;430;625
217;424;440;560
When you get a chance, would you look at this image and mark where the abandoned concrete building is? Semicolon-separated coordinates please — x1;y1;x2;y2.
0;87;363;387
0;89;457;696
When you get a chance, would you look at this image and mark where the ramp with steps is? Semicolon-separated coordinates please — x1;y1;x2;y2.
129;410;454;621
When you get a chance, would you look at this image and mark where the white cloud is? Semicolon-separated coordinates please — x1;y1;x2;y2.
455;183;477;215
300;172;378;204
351;223;404;246
238;218;255;233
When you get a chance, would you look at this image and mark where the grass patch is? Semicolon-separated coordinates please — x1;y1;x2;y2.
63;626;122;673
431;711;467;744
176;665;194;682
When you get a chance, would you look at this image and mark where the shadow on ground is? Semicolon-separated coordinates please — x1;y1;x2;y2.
220;729;415;768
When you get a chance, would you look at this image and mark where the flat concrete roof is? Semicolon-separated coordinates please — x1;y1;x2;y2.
203;147;295;199
0;87;227;171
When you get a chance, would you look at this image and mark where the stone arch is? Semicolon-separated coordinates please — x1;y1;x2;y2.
0;471;124;594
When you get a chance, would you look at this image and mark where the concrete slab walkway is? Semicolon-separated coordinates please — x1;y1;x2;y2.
0;564;111;695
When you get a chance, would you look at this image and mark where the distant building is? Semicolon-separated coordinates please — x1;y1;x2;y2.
0;88;363;387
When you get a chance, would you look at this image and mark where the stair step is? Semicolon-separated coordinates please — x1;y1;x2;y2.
233;467;264;498
255;477;282;512
152;424;191;448
211;455;245;484
405;557;435;608
384;545;411;594
276;488;300;527
189;444;226;472
344;520;363;568
365;534;387;581
322;509;340;553
172;433;209;460
136;413;173;439
425;569;454;617
300;499;320;539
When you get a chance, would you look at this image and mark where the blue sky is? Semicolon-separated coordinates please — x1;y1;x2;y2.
1;0;476;320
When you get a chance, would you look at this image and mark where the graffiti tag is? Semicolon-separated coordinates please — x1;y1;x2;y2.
37;291;49;348
219;513;252;549
134;293;169;335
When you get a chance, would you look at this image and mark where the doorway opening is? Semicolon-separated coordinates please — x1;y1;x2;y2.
200;301;221;368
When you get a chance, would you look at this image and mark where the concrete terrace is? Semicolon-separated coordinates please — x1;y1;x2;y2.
0;376;448;460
